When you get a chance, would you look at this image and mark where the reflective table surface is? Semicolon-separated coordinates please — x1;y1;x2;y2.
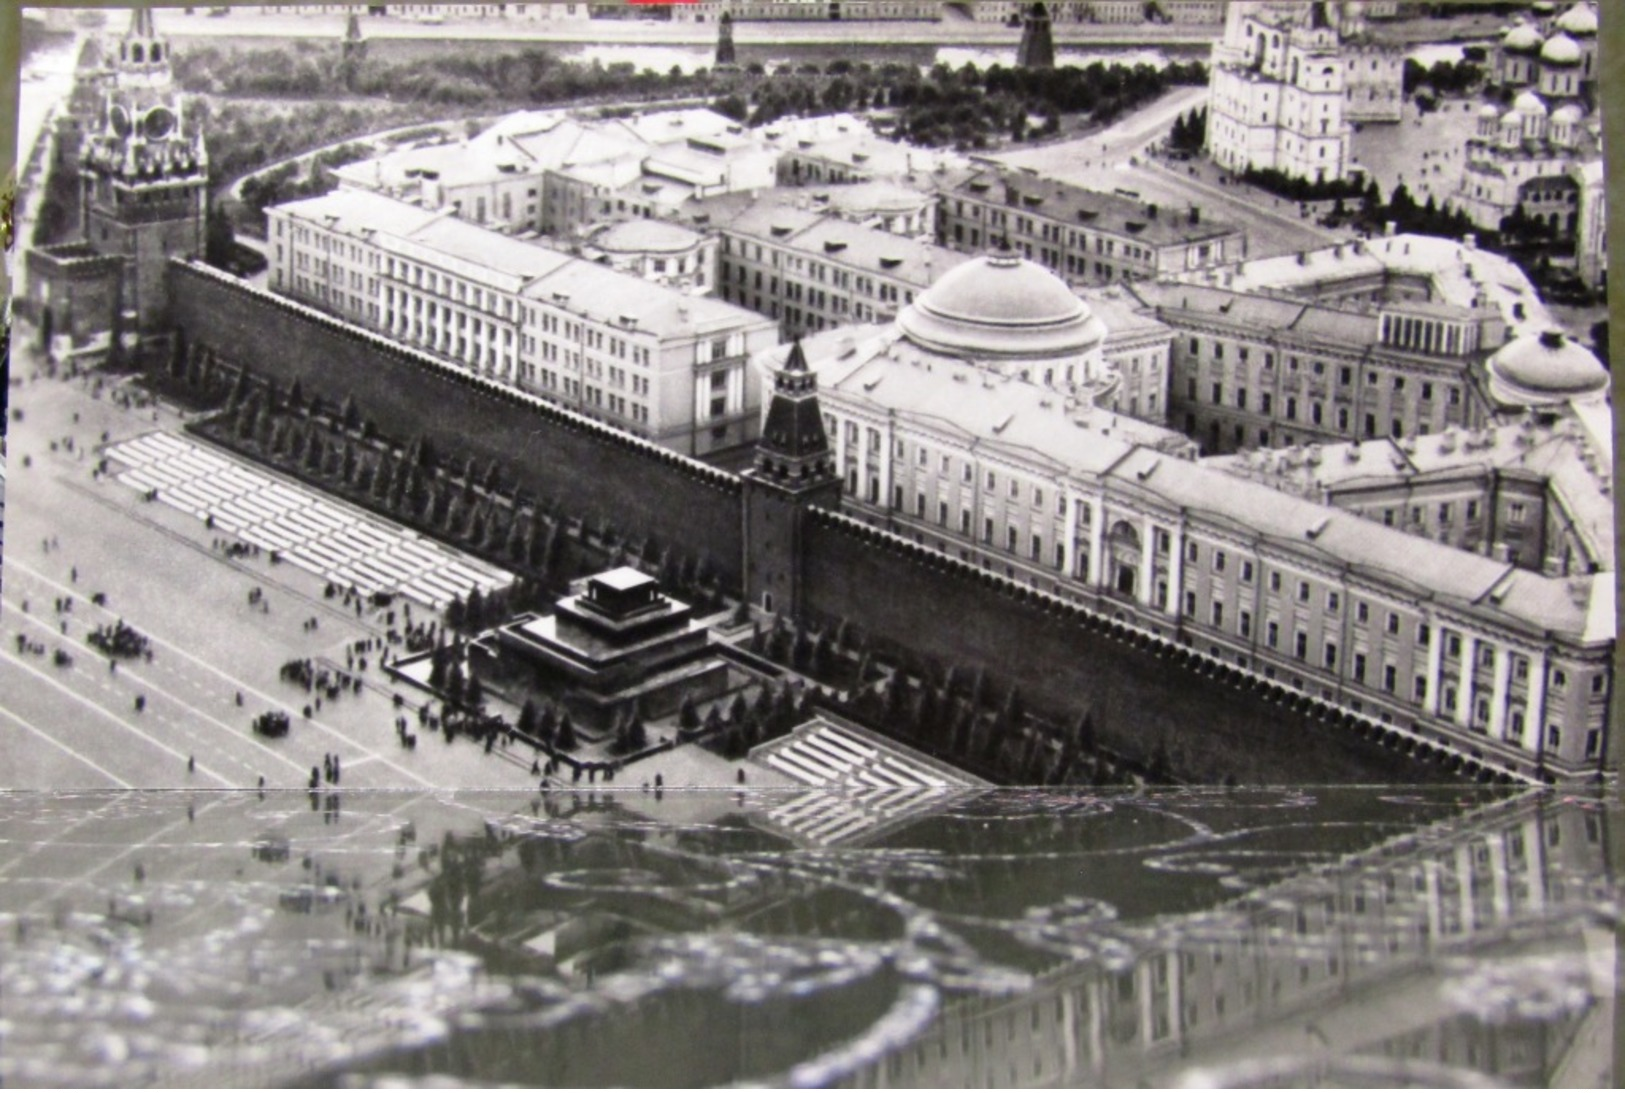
1;786;1618;1087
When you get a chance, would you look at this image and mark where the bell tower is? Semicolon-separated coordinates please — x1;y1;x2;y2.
742;339;842;619
81;5;209;332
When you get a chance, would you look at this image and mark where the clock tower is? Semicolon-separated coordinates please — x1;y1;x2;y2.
80;6;208;332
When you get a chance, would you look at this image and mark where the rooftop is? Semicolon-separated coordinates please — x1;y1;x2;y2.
949;168;1242;247
778;325;1192;478
1106;446;1601;640
1216;233;1550;339
1207;416;1615;577
714;193;970;288
588;218;706;254
273;190;768;337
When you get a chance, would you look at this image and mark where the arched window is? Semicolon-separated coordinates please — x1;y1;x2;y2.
132;44;144;64
151;44;162;62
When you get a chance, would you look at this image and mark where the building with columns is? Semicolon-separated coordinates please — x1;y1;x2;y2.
767;251;1613;781
1148;231;1570;455
267;188;779;457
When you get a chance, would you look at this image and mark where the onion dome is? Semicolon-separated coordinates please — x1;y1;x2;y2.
897;252;1102;359
1478;103;1502;119
1488;329;1610;407
1540;32;1583;66
1502;22;1543;53
1550;102;1583;125
1513;89;1549;115
1555;2;1598;36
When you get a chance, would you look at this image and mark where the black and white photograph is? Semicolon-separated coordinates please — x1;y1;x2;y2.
0;0;1620;1086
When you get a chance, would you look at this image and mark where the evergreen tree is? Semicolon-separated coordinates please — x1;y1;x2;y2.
679;694;699;731
518;698;538;738
556;712;577;751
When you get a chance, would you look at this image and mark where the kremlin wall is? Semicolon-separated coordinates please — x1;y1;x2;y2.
168;257;1467;788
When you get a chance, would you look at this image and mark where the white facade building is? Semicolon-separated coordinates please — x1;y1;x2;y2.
268;189;779;456
1205;1;1400;182
770;254;1614;781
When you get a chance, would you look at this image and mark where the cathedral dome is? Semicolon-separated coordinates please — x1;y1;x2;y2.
1478;103;1502;119
897;252;1101;359
1502;23;1543;53
1513;89;1549;115
1555;2;1598;36
1540;32;1583;66
1488;330;1609;407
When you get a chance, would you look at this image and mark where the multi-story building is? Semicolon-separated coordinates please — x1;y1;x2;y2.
669;1;942;22
1205;1;1400;182
333;108;778;239
938;167;1245;286
1149;232;1563;455
695;190;971;337
770;252;1613;781
1453;4;1604;290
766;113;971;189
268;189;780;456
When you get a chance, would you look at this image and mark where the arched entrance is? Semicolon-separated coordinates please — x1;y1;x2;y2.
1107;520;1141;599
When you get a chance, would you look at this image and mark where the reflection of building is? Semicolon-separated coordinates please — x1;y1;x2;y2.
769;253;1613;781
938;167;1244;288
267;188;779;456
1453;3;1604;290
23;7;208;346
841;794;1613;1089
1205;2;1400;182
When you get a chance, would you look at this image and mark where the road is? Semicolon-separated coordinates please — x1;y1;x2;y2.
0;337;548;793
8;36;80;301
989;83;1345;261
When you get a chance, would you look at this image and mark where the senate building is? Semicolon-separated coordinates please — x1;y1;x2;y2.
766;249;1613;782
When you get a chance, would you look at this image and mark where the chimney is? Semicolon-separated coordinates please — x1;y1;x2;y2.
1463;232;1477;250
1384;221;1396;237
